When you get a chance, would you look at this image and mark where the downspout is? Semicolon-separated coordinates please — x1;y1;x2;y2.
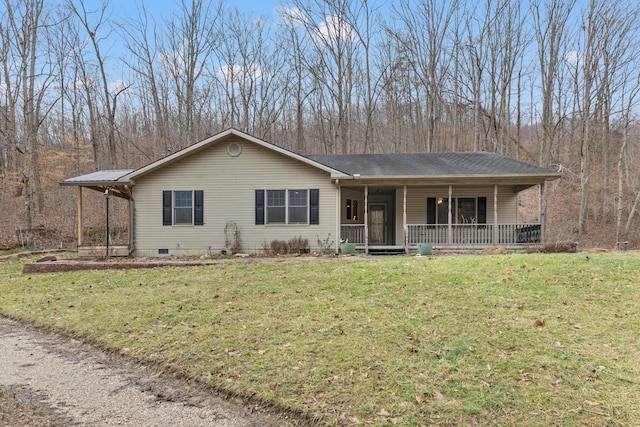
124;185;135;256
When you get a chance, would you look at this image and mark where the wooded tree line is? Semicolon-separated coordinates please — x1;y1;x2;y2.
2;0;640;247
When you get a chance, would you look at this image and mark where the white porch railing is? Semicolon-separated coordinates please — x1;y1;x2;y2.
407;223;541;245
341;223;542;246
340;224;366;244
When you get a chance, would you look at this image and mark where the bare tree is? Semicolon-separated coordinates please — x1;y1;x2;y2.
283;0;361;154
119;1;169;160
531;0;576;168
390;0;458;152
1;0;59;243
164;0;223;144
67;0;129;165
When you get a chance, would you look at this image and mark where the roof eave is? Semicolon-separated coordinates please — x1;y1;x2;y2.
60;180;132;187
342;173;562;184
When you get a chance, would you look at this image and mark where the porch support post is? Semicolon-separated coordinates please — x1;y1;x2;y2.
493;185;498;244
335;180;341;255
539;182;546;243
447;185;453;245
403;185;408;254
364;185;369;255
77;186;83;247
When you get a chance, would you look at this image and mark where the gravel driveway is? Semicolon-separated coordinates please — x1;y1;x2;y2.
0;316;297;426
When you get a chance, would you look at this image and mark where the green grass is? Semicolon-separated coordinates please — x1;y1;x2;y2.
1;253;639;425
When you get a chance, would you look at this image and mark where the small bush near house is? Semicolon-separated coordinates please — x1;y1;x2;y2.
265;236;309;255
542;241;578;253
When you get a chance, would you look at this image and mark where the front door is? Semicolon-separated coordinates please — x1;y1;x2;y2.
369;204;386;244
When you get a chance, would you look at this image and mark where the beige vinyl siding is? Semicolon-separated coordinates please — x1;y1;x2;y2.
132;137;336;256
396;186;518;246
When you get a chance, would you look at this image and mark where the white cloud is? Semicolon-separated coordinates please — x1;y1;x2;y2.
564;50;583;65
109;79;128;94
217;63;267;86
277;7;308;27
313;15;356;44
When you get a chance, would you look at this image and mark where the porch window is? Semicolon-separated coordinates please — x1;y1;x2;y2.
346;199;358;221
427;197;486;225
256;189;319;225
162;190;204;226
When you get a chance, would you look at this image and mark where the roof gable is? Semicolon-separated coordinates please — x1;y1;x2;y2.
122;128;349;181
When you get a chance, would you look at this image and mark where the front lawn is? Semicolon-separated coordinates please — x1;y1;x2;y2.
1;253;639;425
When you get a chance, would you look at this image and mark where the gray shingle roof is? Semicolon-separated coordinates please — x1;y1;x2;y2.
307;152;558;178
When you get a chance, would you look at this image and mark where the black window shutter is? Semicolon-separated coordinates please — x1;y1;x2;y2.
194;190;204;225
255;190;265;225
162;191;172;225
426;197;436;224
477;197;487;224
309;189;319;224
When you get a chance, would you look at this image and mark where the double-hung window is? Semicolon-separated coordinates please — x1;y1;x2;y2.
256;189;319;225
266;190;287;224
174;191;193;224
162;190;204;226
288;190;308;224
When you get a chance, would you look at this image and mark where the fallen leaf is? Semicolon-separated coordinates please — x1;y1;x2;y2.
534;316;546;327
227;350;242;357
497;350;508;359
573;324;583;329
432;389;444;401
378;408;390;418
257;349;266;355
416;395;425;405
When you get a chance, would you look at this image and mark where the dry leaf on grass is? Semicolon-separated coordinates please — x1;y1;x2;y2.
377;408;390;418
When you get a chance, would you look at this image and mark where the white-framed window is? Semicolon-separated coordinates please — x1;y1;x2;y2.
256;189;319;225
162;190;204;226
174;191;193;224
266;189;308;224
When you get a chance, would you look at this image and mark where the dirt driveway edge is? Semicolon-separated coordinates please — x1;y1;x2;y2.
0;316;302;426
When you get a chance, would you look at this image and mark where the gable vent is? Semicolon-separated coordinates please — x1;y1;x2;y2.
228;142;242;157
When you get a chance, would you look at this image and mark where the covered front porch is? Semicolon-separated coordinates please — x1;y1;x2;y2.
338;183;547;254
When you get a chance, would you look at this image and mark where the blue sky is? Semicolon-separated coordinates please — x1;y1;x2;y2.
109;0;282;20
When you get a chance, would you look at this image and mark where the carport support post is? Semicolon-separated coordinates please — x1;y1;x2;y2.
104;189;110;257
77;187;83;247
